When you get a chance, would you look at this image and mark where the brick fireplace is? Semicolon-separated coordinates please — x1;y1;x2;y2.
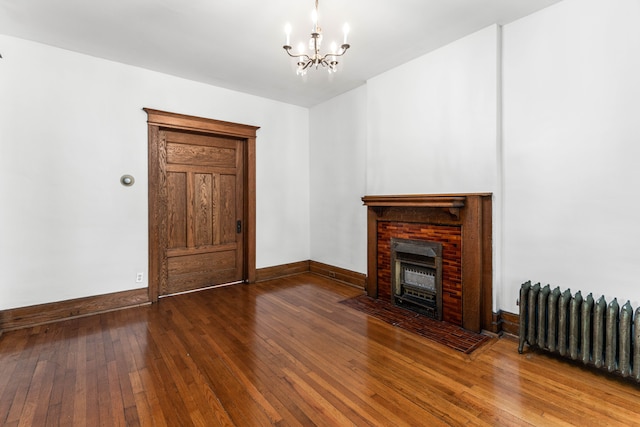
384;225;459;324
362;194;492;333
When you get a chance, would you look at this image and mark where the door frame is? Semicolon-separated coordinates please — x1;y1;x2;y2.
145;108;259;302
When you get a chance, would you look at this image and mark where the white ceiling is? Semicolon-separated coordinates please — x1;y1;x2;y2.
0;0;564;107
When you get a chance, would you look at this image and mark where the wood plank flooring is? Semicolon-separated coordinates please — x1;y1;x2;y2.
2;273;640;426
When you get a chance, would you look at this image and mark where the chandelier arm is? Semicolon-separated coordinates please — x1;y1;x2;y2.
283;46;311;61
317;55;337;62
331;44;350;57
315;44;350;63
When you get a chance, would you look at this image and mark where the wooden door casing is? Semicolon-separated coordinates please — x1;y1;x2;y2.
146;109;259;302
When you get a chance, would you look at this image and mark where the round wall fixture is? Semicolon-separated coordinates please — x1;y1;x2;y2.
120;174;135;186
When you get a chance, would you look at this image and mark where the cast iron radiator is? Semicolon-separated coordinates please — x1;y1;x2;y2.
518;281;640;381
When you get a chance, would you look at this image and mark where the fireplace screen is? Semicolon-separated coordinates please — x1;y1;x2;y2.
403;264;436;293
391;238;443;320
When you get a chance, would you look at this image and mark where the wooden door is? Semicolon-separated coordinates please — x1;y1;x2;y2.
161;130;244;295
145;108;259;302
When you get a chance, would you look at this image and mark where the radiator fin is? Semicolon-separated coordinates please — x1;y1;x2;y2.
633;308;640;381
605;298;618;373
580;293;594;365
518;281;639;382
593;296;606;368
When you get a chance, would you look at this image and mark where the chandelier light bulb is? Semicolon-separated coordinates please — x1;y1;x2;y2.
284;23;291;46
343;23;350;44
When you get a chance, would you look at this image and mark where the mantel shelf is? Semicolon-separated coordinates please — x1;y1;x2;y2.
361;194;491;209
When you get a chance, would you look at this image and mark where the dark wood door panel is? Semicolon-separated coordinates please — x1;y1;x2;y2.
164;129;237;147
193;172;216;247
166;242;237;257
161;131;243;295
167;142;237;168
165;251;238;294
219;174;237;244
167;172;188;249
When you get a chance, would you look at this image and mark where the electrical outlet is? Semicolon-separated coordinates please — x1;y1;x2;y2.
136;272;144;283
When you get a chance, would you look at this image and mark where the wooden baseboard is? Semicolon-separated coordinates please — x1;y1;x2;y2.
309;261;366;289
256;260;310;282
0;261;379;333
491;310;520;336
0;288;149;331
255;260;366;290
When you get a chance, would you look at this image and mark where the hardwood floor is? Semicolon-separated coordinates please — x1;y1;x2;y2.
1;273;640;426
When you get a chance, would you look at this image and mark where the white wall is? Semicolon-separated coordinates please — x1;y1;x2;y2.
0;35;309;309
5;0;639;317
309;26;500;288
501;0;640;312
366;25;499;196
363;25;501;305
309;86;367;273
317;0;640;317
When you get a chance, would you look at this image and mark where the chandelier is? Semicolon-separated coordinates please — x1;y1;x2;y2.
283;0;350;76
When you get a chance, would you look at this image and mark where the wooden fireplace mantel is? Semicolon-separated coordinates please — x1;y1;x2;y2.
362;193;493;333
361;194;467;208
